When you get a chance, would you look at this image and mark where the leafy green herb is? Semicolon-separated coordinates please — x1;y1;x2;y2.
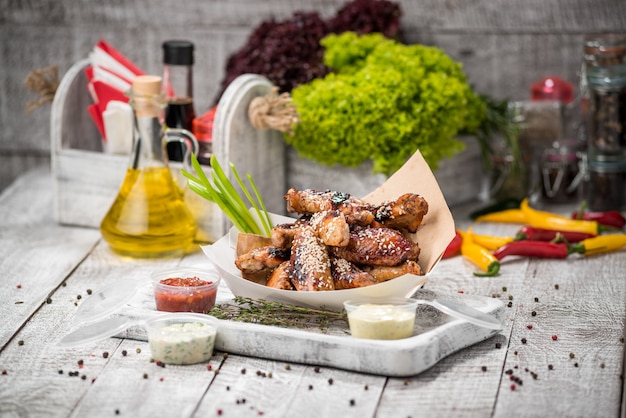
285;31;486;176
183;154;273;236
210;297;348;331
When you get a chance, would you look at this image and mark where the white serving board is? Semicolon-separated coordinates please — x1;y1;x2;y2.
99;277;504;377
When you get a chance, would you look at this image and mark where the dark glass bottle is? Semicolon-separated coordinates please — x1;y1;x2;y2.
162;40;196;161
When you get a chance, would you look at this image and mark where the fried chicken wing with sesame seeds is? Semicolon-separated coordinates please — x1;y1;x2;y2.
329;227;420;266
290;225;335;291
234;246;291;282
310;210;350;247
270;217;310;249
375;193;428;233
285;188;338;214
363;260;424;282
266;261;295;290
284;188;375;226
330;256;378;289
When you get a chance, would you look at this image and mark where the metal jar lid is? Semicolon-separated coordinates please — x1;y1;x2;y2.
588;158;626;173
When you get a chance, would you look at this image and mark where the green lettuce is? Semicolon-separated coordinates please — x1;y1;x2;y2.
285;32;485;176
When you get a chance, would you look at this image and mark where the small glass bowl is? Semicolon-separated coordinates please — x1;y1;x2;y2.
153;267;221;313
146;313;218;365
344;298;418;340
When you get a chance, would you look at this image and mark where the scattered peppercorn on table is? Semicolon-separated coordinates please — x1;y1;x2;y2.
1;168;624;418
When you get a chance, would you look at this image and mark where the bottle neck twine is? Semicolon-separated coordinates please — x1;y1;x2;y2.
130;92;166;118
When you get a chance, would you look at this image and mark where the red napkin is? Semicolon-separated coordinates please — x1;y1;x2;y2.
93;80;128;115
86;40;145;142
87;104;106;140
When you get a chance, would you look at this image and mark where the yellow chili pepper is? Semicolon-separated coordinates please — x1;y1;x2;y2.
570;234;626;256
520;198;600;235
470;233;514;251
474;209;527;224
458;229;500;277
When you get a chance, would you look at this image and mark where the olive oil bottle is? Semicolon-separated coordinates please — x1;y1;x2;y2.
100;75;197;258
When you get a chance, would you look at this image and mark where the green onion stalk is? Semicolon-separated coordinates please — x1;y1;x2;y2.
182;154;273;237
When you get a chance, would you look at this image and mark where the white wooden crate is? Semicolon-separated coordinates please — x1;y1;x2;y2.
49;62;287;243
50;59;127;230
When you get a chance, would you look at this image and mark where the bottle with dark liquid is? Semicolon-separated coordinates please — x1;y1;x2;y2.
162;40;196;161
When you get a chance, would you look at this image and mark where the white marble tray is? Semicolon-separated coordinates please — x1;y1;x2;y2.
110;279;504;377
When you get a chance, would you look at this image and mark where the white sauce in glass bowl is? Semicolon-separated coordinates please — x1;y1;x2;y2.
347;304;416;340
148;322;216;365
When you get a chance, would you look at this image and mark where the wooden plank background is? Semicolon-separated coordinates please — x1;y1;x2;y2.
1;0;625;192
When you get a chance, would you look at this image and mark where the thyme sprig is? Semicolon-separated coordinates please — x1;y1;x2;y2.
210;297;348;331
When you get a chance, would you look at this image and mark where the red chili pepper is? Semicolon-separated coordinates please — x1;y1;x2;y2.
571;210;626;229
493;241;570;260
514;226;596;243
442;230;463;259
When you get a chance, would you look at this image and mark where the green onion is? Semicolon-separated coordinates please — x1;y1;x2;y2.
182;154;273;236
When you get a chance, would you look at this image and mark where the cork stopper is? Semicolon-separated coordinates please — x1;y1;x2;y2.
131;75;163;118
132;75;162;95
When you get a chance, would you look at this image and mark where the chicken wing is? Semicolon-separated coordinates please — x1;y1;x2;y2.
329;226;420;266
330;256;378;289
284;188;375;226
290;225;334;291
234;245;290;283
310;210;350;247
270;217;309;249
375;193;429;233
266;261;294;290
364;260;424;282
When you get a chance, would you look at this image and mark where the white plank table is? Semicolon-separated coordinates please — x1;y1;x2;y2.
0;167;624;418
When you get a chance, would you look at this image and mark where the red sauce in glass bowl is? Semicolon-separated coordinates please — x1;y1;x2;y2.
153;271;219;313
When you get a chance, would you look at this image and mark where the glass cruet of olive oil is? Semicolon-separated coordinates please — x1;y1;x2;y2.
100;75;198;258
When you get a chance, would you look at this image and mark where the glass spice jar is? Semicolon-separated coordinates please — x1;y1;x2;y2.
587;64;626;159
585;34;626;159
579;33;626;146
586;159;626;211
